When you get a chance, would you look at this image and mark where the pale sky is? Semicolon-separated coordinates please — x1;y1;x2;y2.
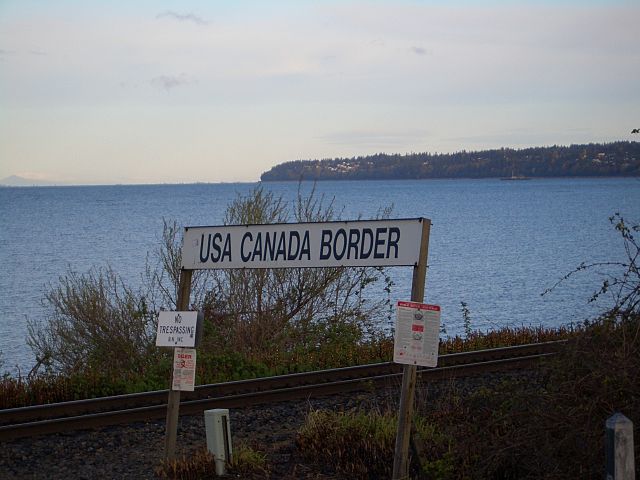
1;0;638;184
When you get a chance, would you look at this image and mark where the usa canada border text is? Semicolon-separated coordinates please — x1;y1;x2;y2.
181;218;428;270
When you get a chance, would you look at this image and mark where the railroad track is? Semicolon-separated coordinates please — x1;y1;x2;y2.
0;341;563;441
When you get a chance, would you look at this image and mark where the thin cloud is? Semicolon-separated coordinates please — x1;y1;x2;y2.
319;130;429;148
0;49;15;62
150;74;193;91
409;46;430;56
445;128;596;147
156;11;208;26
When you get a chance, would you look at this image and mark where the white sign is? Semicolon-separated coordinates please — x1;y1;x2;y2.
172;347;196;391
181;218;427;270
393;301;441;367
156;311;199;347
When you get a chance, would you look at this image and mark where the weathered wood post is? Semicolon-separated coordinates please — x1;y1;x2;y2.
164;268;193;461
606;413;635;480
392;219;431;480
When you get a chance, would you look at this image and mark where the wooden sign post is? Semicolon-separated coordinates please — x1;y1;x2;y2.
164;269;193;461
392;219;431;480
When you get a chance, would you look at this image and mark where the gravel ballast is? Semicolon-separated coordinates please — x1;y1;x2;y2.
0;372;531;479
0;390;396;479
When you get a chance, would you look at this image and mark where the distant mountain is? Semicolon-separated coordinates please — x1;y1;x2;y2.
261;141;640;181
0;175;63;186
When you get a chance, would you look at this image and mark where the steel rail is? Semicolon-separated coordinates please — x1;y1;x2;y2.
0;340;563;425
0;341;563;441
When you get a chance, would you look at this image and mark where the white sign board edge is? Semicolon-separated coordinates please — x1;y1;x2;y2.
156;311;199;348
393;301;441;368
181;218;428;270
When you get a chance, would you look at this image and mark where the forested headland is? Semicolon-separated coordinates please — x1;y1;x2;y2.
260;141;640;181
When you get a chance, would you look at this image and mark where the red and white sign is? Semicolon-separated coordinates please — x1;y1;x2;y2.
172;347;196;391
393;301;441;367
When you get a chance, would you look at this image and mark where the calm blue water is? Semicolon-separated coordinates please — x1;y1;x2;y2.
1;178;638;374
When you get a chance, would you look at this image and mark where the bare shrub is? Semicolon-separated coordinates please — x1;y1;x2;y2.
27;267;159;376
543;212;640;317
27;184;393;379
153;184;393;367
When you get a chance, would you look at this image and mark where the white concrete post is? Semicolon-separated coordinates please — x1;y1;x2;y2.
205;409;233;476
606;413;635;480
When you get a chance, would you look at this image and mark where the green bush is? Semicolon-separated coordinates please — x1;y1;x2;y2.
296;409;453;479
26;267;164;379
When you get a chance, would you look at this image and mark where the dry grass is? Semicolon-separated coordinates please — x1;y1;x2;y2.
155;444;268;480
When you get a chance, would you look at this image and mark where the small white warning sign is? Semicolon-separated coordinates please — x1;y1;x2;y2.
393;301;441;367
172;347;196;391
156;311;199;347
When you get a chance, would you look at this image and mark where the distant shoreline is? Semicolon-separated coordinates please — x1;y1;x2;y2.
0;181;260;188
260;175;640;183
260;141;640;182
2;175;639;189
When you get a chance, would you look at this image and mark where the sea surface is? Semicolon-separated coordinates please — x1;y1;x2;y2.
1;178;639;374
